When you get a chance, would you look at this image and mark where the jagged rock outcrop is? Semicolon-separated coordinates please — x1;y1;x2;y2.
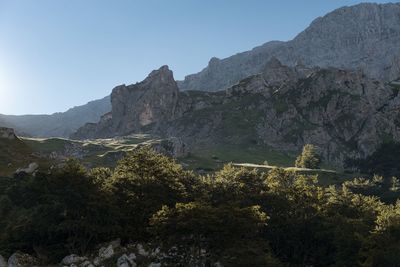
0;127;17;140
15;162;39;175
169;63;400;166
72;61;400;166
72;66;179;139
178;3;400;92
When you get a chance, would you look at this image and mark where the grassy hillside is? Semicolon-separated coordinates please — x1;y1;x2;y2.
0;138;46;176
180;143;294;172
1;133;358;188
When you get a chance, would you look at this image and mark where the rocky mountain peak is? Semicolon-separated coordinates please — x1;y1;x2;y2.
146;65;174;83
178;2;400;92
72;66;180;139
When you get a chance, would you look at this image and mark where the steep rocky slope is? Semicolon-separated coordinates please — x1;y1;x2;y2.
178;3;400;92
72;66;179;139
0;96;111;137
73;63;400;167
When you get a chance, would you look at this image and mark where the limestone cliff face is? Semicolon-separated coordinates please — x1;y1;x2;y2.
178;3;400;92
72;66;179;139
72;61;400;166
164;62;400;166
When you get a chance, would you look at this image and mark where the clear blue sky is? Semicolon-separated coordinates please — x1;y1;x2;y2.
0;0;395;115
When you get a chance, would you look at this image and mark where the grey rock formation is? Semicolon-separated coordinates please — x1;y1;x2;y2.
15;162;39;175
178;3;400;92
61;255;88;266
0;96;111;138
151;137;187;158
7;252;38;267
0;127;17;140
73;62;400;166
72;66;179;139
117;254;137;267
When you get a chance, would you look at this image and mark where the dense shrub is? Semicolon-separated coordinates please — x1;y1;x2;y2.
0;148;399;266
150;202;278;266
0;159;116;261
105;147;198;240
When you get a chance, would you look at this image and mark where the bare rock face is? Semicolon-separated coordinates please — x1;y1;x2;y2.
111;65;178;134
72;66;179;139
72;61;400;166
15;162;39;175
159;61;400;167
178;3;400;92
0;127;17;140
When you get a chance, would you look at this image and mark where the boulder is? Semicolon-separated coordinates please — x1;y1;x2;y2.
0;255;6;267
61;254;87;265
80;260;95;267
136;244;149;257
98;245;114;260
15;162;39;175
7;252;38;267
94;239;121;265
116;254;136;267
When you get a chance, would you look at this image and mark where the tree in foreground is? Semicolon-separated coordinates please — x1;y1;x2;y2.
150;202;281;266
107;147;198;239
295;144;321;169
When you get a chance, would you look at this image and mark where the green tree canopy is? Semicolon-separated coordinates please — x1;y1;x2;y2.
295;144;322;169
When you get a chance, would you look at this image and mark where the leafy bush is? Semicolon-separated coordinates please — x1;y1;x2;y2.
0;159;116;260
150;202;278;267
0;149;399;266
105;147;198;239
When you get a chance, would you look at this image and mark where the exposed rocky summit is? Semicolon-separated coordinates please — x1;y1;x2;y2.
72;61;400;167
178;3;400;92
72;66;179;139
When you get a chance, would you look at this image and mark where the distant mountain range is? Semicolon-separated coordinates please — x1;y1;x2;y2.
178;3;400;91
0;96;110;137
1;2;400;139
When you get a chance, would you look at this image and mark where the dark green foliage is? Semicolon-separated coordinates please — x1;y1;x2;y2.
106;147;197;240
349;142;400;178
295;144;322;169
0;159;117;261
0;149;400;266
150;202;278;266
